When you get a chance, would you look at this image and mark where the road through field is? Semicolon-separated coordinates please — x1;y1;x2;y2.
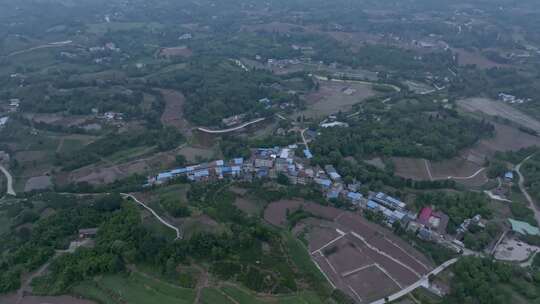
197;118;266;134
0;165;16;196
424;159;486;181
515;155;540;227
369;258;459;304
121;193;182;240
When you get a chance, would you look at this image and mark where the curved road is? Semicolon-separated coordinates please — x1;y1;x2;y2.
424;159;486;181
121;193;182;240
0;165;16;196
515;155;540;227
369;258;459;304
197;117;266;134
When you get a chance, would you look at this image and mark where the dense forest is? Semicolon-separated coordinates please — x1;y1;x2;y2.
443;257;540;304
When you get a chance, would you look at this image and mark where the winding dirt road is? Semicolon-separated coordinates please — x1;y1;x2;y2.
197;118;266;134
121;193;182;240
515;155;540;226
0;165;16;196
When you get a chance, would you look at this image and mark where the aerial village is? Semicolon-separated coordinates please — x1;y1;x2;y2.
146;142;496;254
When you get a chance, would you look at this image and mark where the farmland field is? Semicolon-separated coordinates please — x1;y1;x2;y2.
72;272;195;304
453;48;507;69
458;98;540;133
301;80;376;118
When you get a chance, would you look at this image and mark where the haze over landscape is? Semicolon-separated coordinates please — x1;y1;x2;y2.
1;1;540;304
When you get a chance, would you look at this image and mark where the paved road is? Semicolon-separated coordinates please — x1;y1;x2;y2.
121;193;182;240
301;128;310;151
515;155;540;227
369;258;459;304
6;40;73;57
0;165;16;196
197;118;266;134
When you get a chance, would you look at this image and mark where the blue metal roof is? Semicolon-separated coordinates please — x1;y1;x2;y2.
367;200;380;209
304;149;313;159
347;192;363;200
327;190;339;199
157;172;173;180
171;168;188;174
314;178;332;187
234;158;244;165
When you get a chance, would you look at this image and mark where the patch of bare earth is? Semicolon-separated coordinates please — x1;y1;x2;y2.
391;157;430;181
297;204;434;303
263;199;303;227
234;197;259;216
301;81;375;118
158;89;191;134
453;48;508;69
0;294;96;304
458;97;540;133
67;150;178;185
159;46;192;58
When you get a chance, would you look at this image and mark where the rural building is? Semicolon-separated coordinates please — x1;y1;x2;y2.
0;116;9;128
371;192;406;211
347;192;363;204
324;165;341;181
417;207;449;233
504;171;514;182
79;228;99;239
320;121;349;128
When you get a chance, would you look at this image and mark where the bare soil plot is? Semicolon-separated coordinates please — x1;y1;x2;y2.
303;202;344;221
15;151;49;163
181;215;222;239
294;204;434;303
158;89;191;134
67;149;178;185
263;199;303;227
234;197;261;216
393;122;540;185
453;48;507;69
301;81;375;118
305;223;342;253
24;175;53;192
177;145;216;163
324;239;374;274
429;157;483;178
464;123;540;160
346;266;400;302
0;294;96;304
458;97;540;133
159;46;192;58
392;157;431;181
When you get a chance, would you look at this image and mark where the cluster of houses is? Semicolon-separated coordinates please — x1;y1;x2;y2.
148;145;458;244
498;92;530;104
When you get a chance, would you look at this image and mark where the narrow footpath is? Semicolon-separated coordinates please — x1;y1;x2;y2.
121;193;182;240
515;155;540;227
0;165;16;196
